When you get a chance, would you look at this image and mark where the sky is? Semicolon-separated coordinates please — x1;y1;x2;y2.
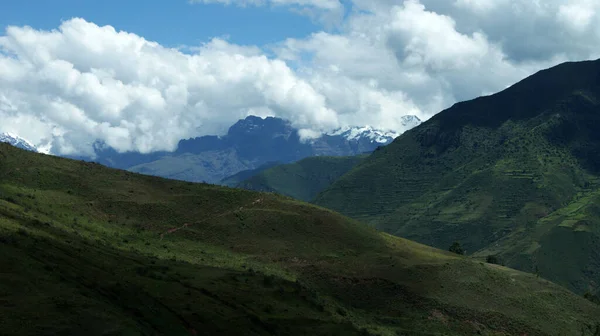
1;0;600;156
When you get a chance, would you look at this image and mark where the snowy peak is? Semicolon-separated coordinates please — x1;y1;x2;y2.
328;126;399;144
327;115;422;144
0;133;37;152
400;115;422;129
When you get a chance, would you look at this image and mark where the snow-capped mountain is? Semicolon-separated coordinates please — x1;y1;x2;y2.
328;115;422;144
399;115;422;129
328;126;399;144
0;133;37;152
66;115;423;184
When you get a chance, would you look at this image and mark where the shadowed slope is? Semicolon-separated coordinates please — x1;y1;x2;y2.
1;143;599;335
315;59;600;295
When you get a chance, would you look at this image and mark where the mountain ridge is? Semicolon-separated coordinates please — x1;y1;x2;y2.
314;58;600;295
0;133;38;152
234;155;367;201
84;115;421;184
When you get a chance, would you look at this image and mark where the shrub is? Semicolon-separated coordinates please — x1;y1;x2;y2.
448;241;465;255
584;291;600;305
486;255;503;265
262;274;275;287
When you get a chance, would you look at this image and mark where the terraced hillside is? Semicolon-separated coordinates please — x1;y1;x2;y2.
314;59;600;295
1;143;599;335
234;155;366;202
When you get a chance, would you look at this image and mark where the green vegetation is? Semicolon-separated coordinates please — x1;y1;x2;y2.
448;242;465;255
315;59;600;295
220;161;281;187
235;155;365;201
585;291;600;305
1;143;599;335
486;255;503;266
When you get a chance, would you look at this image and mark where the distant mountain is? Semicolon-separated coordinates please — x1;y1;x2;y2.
83;115;420;184
0;133;37;152
315;59;600;295
234;155;366;201
225;115;421;200
327;115;421;143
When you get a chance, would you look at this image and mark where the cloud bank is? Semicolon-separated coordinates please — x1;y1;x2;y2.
1;0;599;156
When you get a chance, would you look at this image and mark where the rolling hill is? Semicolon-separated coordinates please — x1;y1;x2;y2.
1;143;599;335
233;155;366;202
314;59;600;295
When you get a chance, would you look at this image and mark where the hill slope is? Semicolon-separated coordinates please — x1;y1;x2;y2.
234;155;366;201
314;59;600;295
220;161;282;187
1;143;599;335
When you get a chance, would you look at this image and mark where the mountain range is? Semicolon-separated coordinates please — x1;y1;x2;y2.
313;58;600;295
70;115;421;184
2;142;599;335
223;59;600;299
4;58;600;335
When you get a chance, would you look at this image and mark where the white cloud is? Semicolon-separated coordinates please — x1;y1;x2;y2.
2;0;600;156
0;19;338;156
557;1;598;33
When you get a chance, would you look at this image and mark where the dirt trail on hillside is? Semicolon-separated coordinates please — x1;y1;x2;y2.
160;197;263;240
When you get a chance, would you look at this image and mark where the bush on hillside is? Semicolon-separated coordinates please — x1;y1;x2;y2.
584;291;600;305
486;255;503;265
448;242;465;255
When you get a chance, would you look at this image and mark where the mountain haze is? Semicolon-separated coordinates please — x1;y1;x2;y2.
79;115;419;184
315;59;600;295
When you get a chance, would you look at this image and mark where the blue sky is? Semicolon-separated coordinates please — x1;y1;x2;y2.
0;0;322;47
1;0;599;155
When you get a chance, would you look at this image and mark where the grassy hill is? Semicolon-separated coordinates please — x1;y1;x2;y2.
234;155;365;202
314;59;600;295
1;143;599;335
220;161;281;187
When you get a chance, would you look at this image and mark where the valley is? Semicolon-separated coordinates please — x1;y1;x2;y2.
2;143;599;335
3;2;600;335
314;59;600;296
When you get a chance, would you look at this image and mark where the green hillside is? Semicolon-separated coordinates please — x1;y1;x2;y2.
314;59;600;295
220;161;281;187
235;155;365;201
1;143;599;335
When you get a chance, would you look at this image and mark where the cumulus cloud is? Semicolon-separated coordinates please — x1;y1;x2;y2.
1;0;600;156
0;19;339;156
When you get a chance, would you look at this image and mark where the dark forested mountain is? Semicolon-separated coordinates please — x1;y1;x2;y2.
315;59;600;295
